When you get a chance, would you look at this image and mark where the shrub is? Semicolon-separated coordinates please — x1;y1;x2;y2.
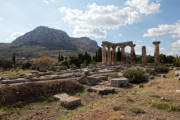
146;55;154;63
154;65;169;73
174;58;180;67
0;59;13;69
69;56;81;68
59;60;69;68
130;107;145;114
22;62;32;69
113;105;125;111
150;101;180;112
123;69;148;84
33;56;57;70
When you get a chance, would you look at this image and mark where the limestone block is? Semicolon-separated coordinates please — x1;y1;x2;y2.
54;93;81;108
111;77;129;87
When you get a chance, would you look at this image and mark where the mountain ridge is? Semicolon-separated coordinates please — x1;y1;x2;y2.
0;26;98;58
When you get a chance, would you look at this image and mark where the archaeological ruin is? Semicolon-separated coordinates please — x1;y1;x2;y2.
102;41;161;65
102;41;136;65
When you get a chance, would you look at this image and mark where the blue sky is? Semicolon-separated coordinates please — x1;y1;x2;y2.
0;0;180;55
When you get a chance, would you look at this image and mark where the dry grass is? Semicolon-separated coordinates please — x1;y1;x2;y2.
1;69;180;120
0;70;39;77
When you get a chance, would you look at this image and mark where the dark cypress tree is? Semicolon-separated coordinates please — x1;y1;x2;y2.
84;51;91;65
58;51;61;62
116;48;121;61
12;53;16;66
97;47;102;62
58;51;64;62
95;52;98;62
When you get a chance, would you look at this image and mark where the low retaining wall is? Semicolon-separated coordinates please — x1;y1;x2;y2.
0;79;84;106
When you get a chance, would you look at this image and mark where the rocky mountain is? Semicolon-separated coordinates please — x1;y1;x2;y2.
0;26;98;58
12;26;98;52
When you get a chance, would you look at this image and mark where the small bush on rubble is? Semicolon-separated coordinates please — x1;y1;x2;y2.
33;56;57;70
123;69;148;84
154;65;169;74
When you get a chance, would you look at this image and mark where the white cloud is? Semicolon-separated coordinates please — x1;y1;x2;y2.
126;0;160;15
144;20;180;38
10;32;24;40
59;2;160;38
0;17;3;21
171;40;180;48
43;0;55;4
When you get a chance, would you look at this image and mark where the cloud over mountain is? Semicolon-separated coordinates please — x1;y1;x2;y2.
10;32;24;40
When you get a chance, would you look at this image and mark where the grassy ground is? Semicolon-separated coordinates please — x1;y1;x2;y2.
0;70;39;77
1;69;180;120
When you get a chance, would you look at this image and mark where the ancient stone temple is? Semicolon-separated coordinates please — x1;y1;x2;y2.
153;41;160;65
101;41;136;65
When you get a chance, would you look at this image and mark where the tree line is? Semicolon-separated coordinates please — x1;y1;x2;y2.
0;47;180;70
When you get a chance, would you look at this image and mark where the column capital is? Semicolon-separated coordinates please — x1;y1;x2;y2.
142;46;146;48
130;44;136;48
153;41;160;45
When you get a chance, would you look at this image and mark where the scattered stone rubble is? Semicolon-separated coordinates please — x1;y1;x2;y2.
175;70;180;80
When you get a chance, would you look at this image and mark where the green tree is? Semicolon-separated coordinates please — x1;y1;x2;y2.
58;52;64;62
166;55;175;64
136;55;142;64
69;56;81;68
0;59;13;69
160;54;167;64
116;48;121;61
22;62;32;69
12;53;16;66
97;47;102;62
84;51;91;65
146;55;154;63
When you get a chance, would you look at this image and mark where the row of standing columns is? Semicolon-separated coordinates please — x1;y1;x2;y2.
102;44;136;65
142;41;160;65
102;41;160;65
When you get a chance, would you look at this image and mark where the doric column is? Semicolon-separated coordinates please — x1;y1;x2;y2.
142;46;147;65
102;45;107;64
107;46;112;65
153;41;160;65
130;44;136;64
112;46;117;65
121;46;126;64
